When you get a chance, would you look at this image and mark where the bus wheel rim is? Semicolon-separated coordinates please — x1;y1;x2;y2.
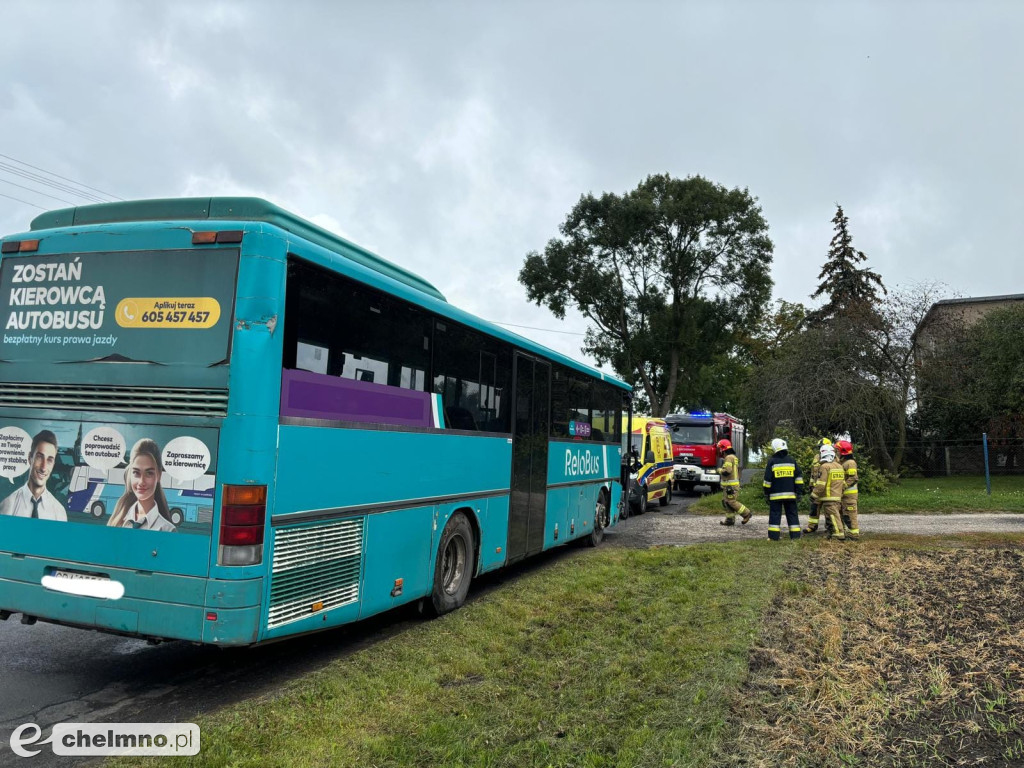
442;534;467;594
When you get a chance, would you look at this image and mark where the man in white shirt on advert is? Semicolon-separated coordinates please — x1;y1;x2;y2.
0;429;68;521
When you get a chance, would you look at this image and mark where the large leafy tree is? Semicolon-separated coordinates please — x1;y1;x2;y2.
810;204;885;323
519;174;773;415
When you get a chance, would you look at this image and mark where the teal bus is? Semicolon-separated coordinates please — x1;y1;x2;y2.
0;198;631;645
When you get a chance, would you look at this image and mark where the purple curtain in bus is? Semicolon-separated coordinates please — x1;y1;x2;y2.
280;368;434;428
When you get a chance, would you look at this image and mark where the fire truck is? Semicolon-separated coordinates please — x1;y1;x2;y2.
664;412;745;494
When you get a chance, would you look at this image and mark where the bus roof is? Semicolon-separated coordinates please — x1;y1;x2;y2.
22;197;630;391
29;197;447;302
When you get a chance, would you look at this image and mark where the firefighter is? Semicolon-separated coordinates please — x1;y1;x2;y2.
718;439;751;526
762;438;804;540
811;443;846;541
835;439;860;540
803;437;832;534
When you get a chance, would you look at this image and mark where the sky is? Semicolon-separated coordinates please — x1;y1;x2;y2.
1;0;1020;369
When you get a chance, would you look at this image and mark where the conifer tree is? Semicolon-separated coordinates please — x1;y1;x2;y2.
810;205;885;322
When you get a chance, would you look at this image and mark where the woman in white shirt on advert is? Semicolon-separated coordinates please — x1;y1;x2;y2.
107;438;176;533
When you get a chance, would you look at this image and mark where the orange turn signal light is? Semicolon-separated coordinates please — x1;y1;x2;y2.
19;240;39;252
223;485;267;506
192;231;217;244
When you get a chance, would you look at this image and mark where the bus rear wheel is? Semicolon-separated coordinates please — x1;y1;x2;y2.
90;501;105;518
430;513;475;616
586;490;610;547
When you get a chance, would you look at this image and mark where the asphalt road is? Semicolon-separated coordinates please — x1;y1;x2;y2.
3;489;1023;766
0;546;579;768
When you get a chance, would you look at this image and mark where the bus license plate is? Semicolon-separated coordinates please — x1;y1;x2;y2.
42;569;125;599
52;569;107;583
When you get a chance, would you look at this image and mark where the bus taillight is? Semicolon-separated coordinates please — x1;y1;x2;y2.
218;485;267;566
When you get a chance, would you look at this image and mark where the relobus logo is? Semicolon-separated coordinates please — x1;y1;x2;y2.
565;449;602;477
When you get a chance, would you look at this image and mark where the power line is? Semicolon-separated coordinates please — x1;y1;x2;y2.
0;178;78;206
491;323;589;337
0;190;46;210
0;153;123;202
0;162;109;205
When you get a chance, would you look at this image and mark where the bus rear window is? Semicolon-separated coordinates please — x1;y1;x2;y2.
0;249;237;367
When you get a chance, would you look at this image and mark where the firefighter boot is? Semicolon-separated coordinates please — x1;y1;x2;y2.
720;517;735;526
741;509;752;524
803;502;819;534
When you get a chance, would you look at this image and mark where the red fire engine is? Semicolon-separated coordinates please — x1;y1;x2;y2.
664;412;745;494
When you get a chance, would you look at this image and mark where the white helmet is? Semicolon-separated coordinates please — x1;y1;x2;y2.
819;444;836;462
770;438;788;453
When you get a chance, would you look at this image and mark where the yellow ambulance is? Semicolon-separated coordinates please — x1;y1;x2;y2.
621;416;674;516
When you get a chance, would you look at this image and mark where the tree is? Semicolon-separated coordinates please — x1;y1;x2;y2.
742;284;947;473
519;174;774;415
810;205;885;323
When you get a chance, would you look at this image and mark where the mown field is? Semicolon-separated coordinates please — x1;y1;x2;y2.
690;475;1024;515
110;534;1024;768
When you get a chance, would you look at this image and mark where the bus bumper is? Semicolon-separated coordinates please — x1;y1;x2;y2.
0;552;262;646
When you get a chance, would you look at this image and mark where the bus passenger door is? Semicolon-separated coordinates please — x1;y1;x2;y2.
508;353;550;561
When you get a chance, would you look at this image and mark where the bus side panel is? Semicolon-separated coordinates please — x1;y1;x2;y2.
264;426;512;639
359;505;433;619
543;487;570;550
273;427;512;515
546;440;622;542
476;495;509;574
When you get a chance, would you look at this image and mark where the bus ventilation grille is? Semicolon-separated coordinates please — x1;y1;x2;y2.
0;383;228;417
267;517;364;630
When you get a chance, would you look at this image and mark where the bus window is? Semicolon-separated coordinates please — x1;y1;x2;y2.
433;321;511;433
285;258;432;391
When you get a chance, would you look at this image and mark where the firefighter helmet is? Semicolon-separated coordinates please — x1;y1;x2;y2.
817;437;833;448
717;439;732;454
835;439;853;456
819;444;836;462
770;438;788;453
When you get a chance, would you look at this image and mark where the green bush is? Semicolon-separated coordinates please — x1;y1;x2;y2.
760;428;893;495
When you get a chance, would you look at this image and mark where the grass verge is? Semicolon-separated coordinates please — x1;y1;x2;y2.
110;542;796;768
690;475;1024;515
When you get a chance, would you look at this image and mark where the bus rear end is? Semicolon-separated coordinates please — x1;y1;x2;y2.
0;204;275;645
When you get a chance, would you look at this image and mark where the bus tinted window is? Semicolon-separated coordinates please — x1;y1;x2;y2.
284;259;431;390
552;367;591;438
592;383;622;443
433;321;511;433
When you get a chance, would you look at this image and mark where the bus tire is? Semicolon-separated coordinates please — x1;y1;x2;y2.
586;490;610;547
430;513;475;616
90;501;105;518
169;508;183;526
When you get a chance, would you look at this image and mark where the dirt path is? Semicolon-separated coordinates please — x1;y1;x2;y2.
606;495;1024;548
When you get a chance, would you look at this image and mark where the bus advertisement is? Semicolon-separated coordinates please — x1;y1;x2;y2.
0;197;631;646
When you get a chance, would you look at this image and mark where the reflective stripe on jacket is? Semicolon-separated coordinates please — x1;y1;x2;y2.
720;453;740;487
812;460;845;502
762;451;804;501
842;457;858;496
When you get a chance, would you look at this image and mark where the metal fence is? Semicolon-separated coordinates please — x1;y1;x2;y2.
904;438;1023;477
